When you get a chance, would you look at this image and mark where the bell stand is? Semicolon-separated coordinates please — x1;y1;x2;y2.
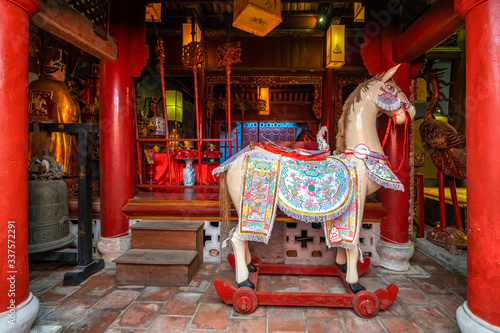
214;254;399;318
28;122;105;286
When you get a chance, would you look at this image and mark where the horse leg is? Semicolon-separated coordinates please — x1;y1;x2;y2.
245;242;257;272
336;247;365;293
345;247;366;293
230;229;255;289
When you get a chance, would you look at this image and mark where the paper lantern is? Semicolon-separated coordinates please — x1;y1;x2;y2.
258;87;270;116
165;90;183;123
233;0;282;37
183;21;201;46
146;3;161;22
354;2;365;23
325;24;345;69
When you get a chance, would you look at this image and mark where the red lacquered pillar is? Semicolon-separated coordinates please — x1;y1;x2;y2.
361;3;415;270
455;0;500;331
98;0;148;261
0;0;40;330
99;0;134;239
375;63;414;270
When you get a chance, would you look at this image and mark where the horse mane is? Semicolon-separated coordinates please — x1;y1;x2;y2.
335;73;385;153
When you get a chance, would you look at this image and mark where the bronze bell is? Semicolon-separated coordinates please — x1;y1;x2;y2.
28;154;75;254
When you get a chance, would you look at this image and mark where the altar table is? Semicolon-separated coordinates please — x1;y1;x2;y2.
152;153;219;185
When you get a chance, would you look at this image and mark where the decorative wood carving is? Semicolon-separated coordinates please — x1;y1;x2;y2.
205;75;323;120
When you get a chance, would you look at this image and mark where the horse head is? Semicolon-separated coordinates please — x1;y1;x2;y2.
368;64;416;125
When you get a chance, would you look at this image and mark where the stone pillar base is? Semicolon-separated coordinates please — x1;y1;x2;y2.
0;293;39;333
457;301;500;333
375;240;414;271
96;235;131;262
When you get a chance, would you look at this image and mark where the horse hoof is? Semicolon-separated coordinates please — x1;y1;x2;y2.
247;262;257;273
349;283;366;294
337;263;347;274
237;279;255;290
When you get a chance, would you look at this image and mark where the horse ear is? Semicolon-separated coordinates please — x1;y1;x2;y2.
382;64;401;82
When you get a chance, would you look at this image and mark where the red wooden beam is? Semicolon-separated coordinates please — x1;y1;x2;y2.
392;0;464;63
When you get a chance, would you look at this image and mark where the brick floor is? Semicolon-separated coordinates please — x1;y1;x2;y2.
30;248;465;332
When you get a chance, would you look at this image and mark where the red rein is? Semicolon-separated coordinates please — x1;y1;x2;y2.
381;104;409;173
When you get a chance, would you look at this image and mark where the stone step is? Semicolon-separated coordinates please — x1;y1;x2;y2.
130;220;204;267
114;249;198;286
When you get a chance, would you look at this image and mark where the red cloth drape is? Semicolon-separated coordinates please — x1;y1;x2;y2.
153;153;219;185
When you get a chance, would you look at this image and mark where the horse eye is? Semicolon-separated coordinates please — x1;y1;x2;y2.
387;84;395;93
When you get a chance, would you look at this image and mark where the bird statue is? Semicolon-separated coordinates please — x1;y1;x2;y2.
417;62;467;254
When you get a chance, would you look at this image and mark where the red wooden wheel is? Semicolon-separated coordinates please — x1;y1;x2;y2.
232;287;258;314
352;291;379;318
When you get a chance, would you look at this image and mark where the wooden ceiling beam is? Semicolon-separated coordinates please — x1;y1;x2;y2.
392;0;464;63
31;0;118;60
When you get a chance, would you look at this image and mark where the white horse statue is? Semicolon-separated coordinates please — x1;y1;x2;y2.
214;65;416;293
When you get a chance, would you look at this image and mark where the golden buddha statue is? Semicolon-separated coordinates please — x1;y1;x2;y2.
28;54;80;176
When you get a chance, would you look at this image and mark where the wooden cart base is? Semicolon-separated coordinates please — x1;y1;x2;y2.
214;254;398;318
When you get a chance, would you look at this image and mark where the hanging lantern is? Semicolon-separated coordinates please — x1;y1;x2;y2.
183;20;201;46
325;24;345;69
233;0;282;37
165;90;183;123
353;2;365;23
146;3;161;22
258;86;270;116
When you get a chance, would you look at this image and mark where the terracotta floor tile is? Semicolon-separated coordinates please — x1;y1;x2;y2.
227;318;267;333
136;286;175;302
304;307;339;319
114;302;161;328
107;329;144;333
358;277;387;291
324;276;348;293
397;286;429;304
338;308;385;333
196;263;218;276
298;277;329;293
72;278;116;297
451;287;467;299
380;317;425;333
29;276;61;296
407;304;459;331
432;272;467;288
360;267;378;278
257;275;269;292
411;277;450;294
147;316;191;333
376;300;410;318
177;275;212;293
44;296;97;322
66;309;121;333
34;305;56;322
270;274;298;286
190;303;231;330
379;274;414;287
418;261;447;273
93;289;140;310
202;282;225;304
93;270;117;280
410;251;435;263
218;262;233;271
306;318;344;333
430;294;465;317
160;292;203;315
36;284;80;306
267;307;306;332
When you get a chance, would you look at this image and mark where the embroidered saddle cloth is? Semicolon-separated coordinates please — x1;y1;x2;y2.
238;152;281;243
277;156;355;222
